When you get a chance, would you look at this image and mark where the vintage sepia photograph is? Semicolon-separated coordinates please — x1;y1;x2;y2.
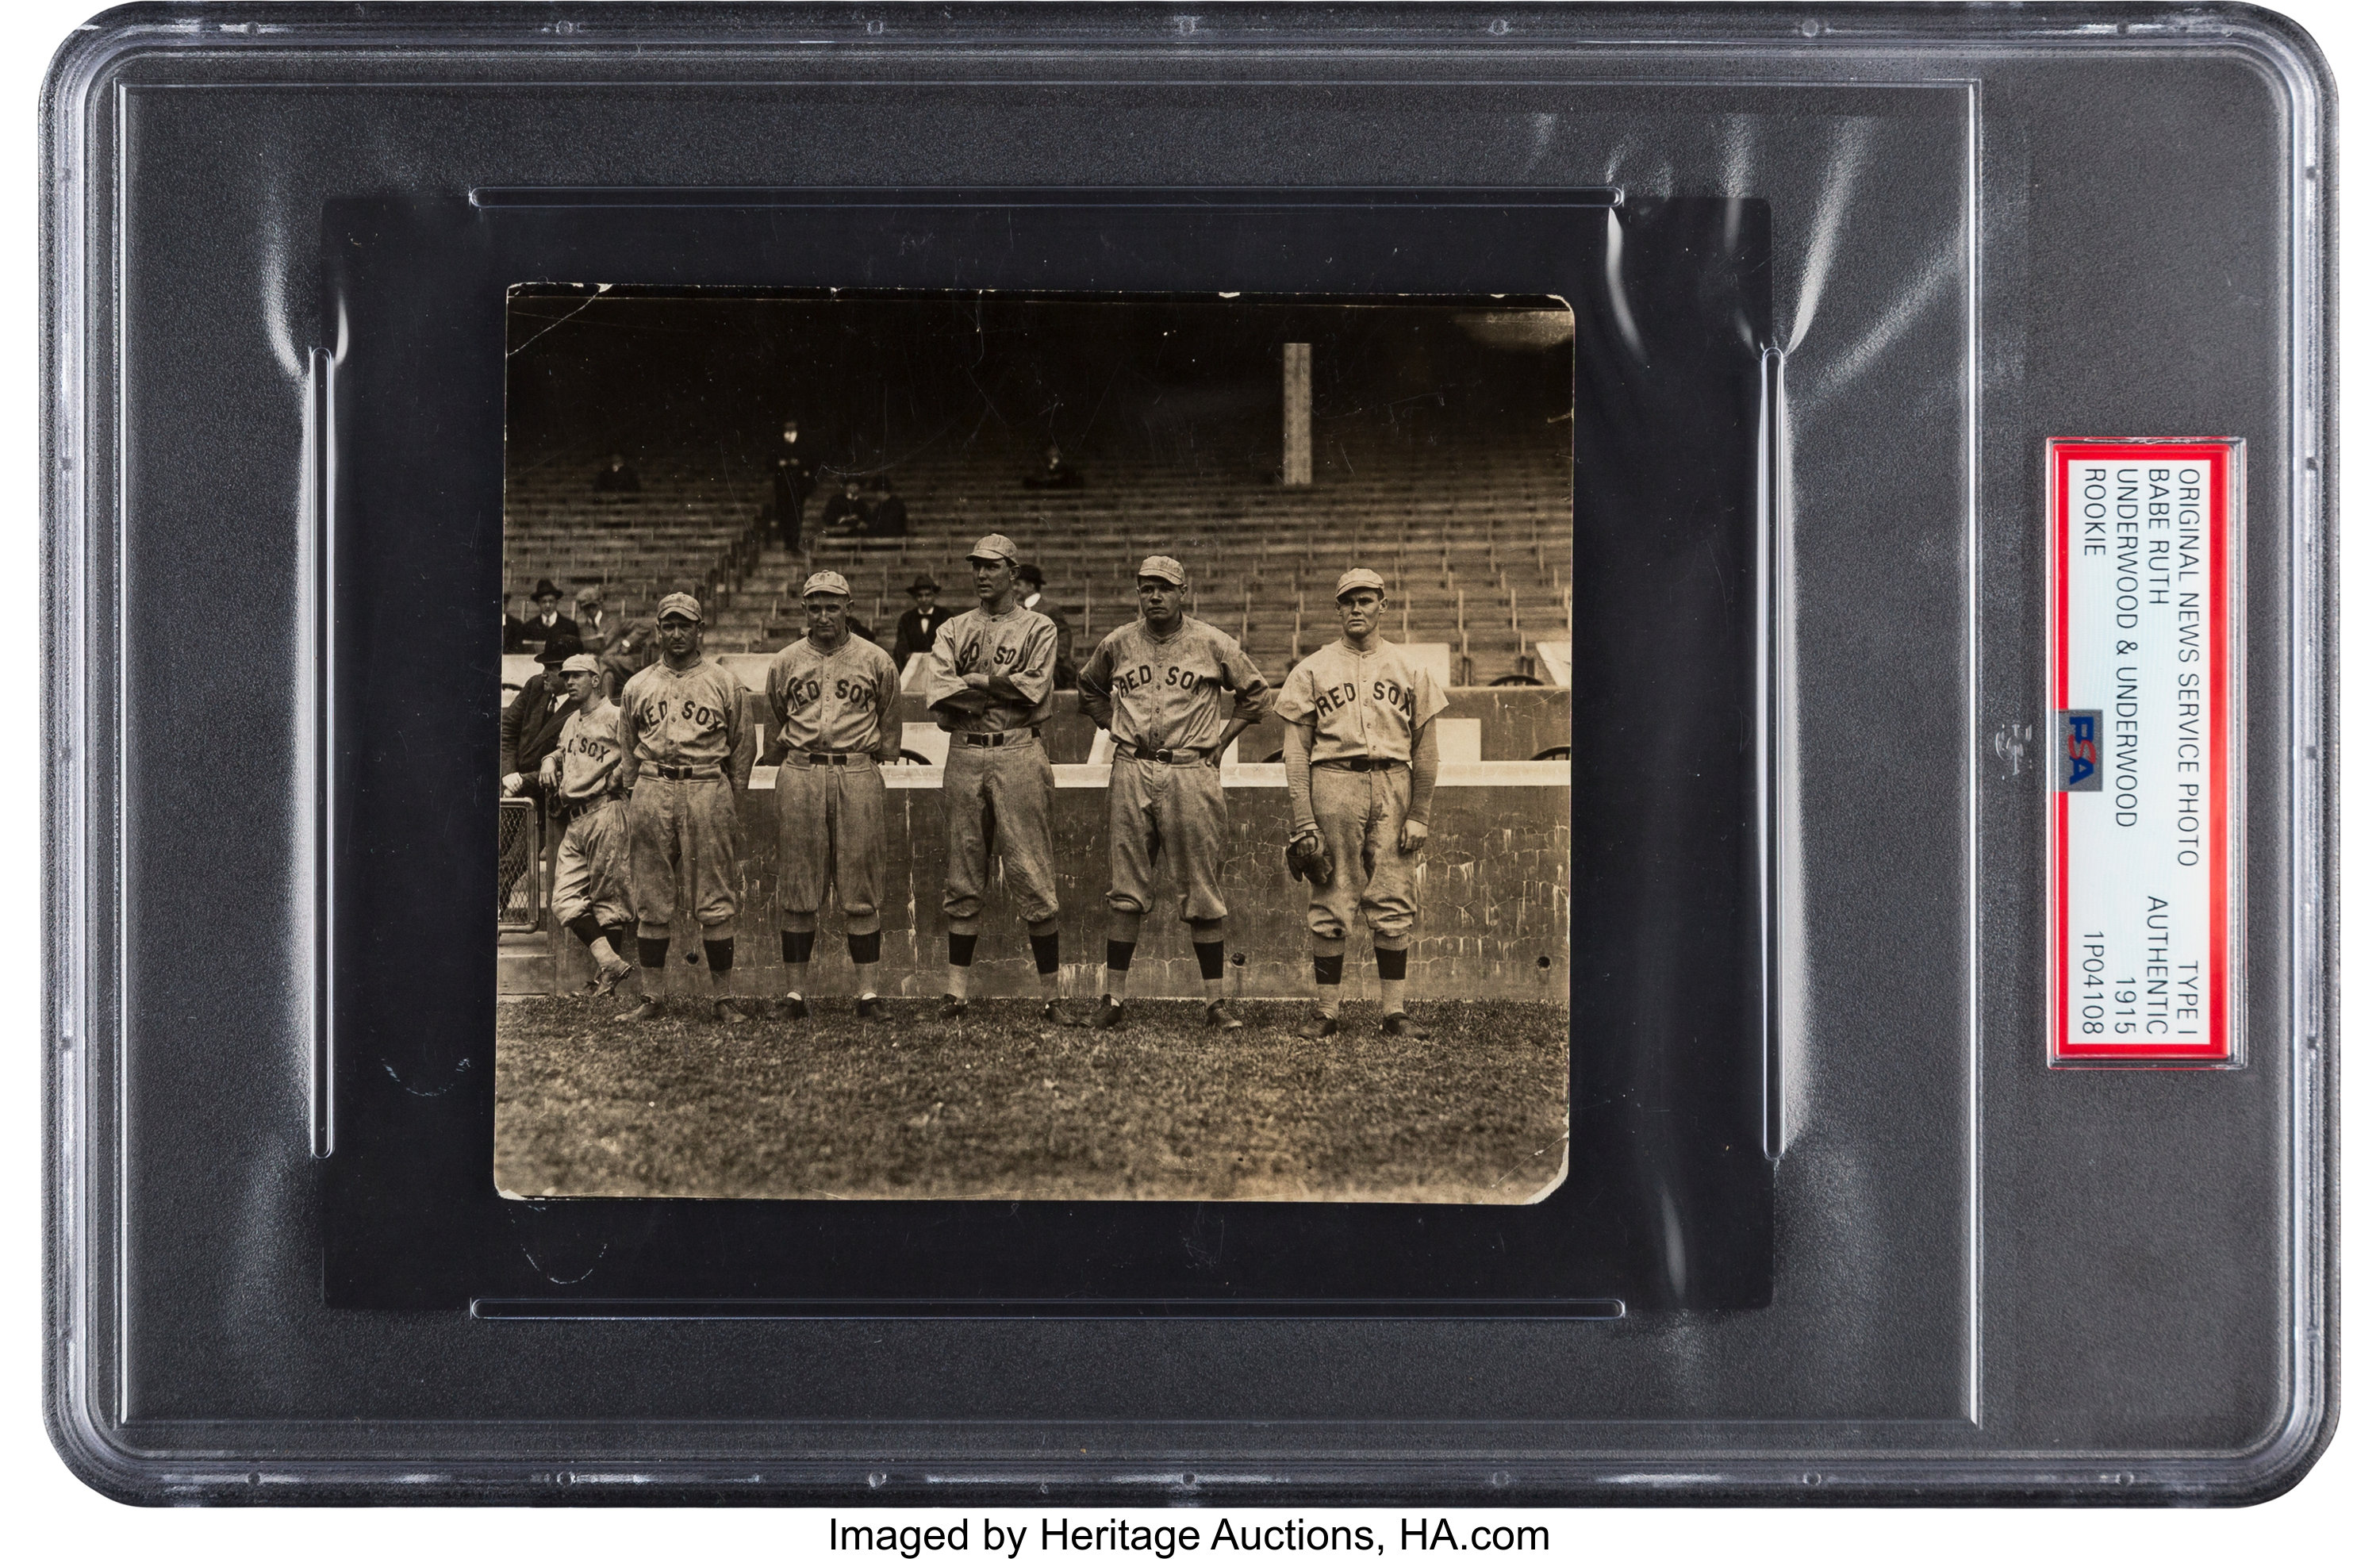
496;290;1574;1203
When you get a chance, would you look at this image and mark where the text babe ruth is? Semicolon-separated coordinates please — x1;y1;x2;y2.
1276;567;1446;1039
922;533;1070;1020
1078;554;1273;1031
763;570;904;1020
614;591;758;1024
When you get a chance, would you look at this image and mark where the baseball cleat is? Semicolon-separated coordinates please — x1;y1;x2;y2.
854;996;886;1021
939;994;970;1019
1041;999;1075;1027
713;998;750;1025
616;996;666;1023
1090;996;1126;1030
593;960;637;999
769;994;811;1020
1296;1012;1342;1039
1204;1000;1246;1031
1380;1012;1430;1039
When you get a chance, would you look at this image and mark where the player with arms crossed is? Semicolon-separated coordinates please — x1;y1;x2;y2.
923;534;1067;1021
615;592;756;1024
1276;567;1447;1039
1077;555;1273;1031
764;570;904;1020
538;653;637;1000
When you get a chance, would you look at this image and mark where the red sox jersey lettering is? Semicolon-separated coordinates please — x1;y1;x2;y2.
620;659;747;766
767;636;901;753
554;701;624;802
1080;617;1272;752
1275;639;1449;762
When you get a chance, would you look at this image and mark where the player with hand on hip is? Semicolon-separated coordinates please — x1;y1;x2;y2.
764;571;904;1020
539;653;636;1000
923;534;1068;1023
614;592;757;1024
1077;556;1273;1031
1276;567;1447;1039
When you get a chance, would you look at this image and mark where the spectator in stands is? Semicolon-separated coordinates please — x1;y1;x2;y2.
818;476;868;536
516;580;583;662
1022;441;1084;490
599;606;658;697
865;475;910;539
573;585;612;652
770;418;817;551
1017;563;1079;689
893;574;954;673
593;452;641;493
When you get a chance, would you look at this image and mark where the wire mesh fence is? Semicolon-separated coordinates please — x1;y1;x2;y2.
498;797;543;931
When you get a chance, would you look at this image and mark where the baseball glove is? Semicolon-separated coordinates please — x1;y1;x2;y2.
1284;828;1333;889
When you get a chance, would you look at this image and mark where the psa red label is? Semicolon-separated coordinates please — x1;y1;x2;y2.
2047;439;2236;1066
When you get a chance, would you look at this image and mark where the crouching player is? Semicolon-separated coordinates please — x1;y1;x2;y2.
539;652;635;999
1077;555;1273;1030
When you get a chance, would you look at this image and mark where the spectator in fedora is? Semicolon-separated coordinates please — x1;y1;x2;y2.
818;475;867;537
1017;563;1077;689
517;579;583;663
1022;441;1084;490
770;417;817;551
892;574;954;673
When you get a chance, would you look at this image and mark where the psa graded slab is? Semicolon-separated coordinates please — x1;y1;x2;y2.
44;3;2332;1506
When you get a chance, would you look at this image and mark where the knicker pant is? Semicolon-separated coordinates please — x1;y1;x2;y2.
628;774;742;936
941;740;1059;927
774;758;886;935
1306;765;1416;948
551;800;631;929
1105;756;1229;923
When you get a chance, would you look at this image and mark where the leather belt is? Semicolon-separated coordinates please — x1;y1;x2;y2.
800;751;873;766
958;729;1038;748
648;762;722;780
559;794;612;824
1315;756;1406;774
1119;743;1211;766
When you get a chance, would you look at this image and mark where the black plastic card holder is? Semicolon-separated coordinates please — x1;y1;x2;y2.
45;3;2334;1507
324;190;1772;1314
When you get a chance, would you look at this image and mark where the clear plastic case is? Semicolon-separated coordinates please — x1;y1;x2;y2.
42;2;2334;1503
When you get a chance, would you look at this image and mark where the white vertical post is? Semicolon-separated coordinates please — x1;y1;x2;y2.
1282;342;1313;487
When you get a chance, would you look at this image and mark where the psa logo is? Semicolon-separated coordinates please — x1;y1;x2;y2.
2059;709;2102;792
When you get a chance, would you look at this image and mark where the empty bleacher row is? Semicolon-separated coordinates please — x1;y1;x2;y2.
506;416;1572;685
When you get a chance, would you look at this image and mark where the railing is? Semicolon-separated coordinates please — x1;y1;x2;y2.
498;797;543;932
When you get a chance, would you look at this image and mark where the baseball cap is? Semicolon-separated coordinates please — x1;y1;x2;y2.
656;591;704;622
967;532;1020;564
1334;566;1388;599
1136;555;1188;586
560;653;601;676
575;585;604;607
800;570;853;599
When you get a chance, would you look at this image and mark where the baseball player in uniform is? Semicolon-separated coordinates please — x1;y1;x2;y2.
1077;556;1273;1030
1276;567;1448;1039
923;533;1068;1021
615;592;756;1024
538;653;636;999
764;570;904;1020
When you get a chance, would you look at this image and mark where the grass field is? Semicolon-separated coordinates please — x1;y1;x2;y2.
494;996;1569;1203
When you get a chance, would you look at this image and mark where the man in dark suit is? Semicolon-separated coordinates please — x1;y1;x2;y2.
1017;563;1078;689
770;418;816;551
892;574;954;673
498;643;582;912
516;579;583;662
817;476;867;536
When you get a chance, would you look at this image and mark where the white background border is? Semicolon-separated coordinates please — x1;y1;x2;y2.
6;1;2366;1548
